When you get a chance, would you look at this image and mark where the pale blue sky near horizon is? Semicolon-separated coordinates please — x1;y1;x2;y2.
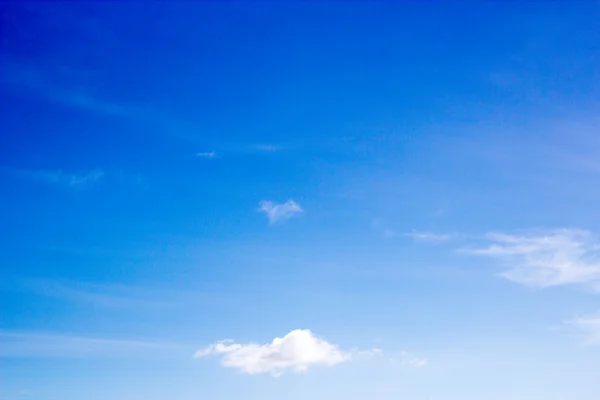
1;2;600;399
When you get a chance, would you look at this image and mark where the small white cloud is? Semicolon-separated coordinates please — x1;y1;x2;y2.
461;229;600;288
194;329;355;376
568;314;600;345
196;151;216;158
406;231;452;242
259;200;303;225
390;350;427;368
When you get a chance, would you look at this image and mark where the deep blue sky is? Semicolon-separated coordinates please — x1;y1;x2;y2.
1;2;600;399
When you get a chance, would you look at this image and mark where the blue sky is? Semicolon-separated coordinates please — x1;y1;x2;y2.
1;2;600;399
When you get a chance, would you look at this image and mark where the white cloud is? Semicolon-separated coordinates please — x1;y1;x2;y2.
569;314;600;345
462;229;600;288
259;200;303;225
406;231;453;242
196;151;216;158
194;329;354;376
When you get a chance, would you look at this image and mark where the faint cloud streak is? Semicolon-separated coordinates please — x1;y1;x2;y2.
250;144;285;152
0;331;183;359
567;314;600;346
3;167;104;188
390;350;428;368
406;231;453;243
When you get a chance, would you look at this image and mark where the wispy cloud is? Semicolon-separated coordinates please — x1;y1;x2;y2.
259;200;303;225
195;329;368;376
568;314;600;345
0;331;183;359
2;61;198;144
2;62;134;118
196;151;216;158
3;167;104;188
461;229;600;289
18;279;183;309
371;219;396;239
249;144;285;152
390;350;428;368
406;231;453;243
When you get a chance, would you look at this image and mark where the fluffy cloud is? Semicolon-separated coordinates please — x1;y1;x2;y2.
259;200;303;225
194;329;353;376
462;229;600;288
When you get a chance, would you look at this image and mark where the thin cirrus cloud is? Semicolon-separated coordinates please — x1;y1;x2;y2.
406;231;453;243
15;278;187;309
194;329;376;377
2;61;134;119
249;144;285;152
568;314;600;345
0;331;183;359
461;229;600;289
371;219;396;239
2;61;200;144
3;167;104;188
259;200;303;225
390;350;428;368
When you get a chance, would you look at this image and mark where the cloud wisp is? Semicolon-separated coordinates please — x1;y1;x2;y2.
390;350;428;368
568;314;600;346
196;151;216;158
0;331;182;359
461;229;600;289
259;200;303;225
2;61;201;144
194;329;362;377
406;231;453;243
249;144;285;152
2;62;135;119
371;219;396;239
17;278;186;309
4;167;104;188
